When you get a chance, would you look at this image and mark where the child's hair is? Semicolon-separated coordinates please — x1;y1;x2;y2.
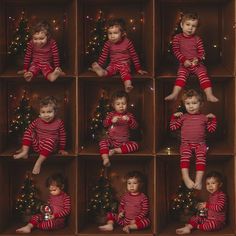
32;20;52;38
181;12;200;24
125;171;144;190
206;171;223;184
39;96;58;111
106;18;126;34
182;89;204;104
111;90;129;104
46;173;65;189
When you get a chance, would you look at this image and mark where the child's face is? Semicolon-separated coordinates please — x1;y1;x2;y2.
184;96;201;114
127;177;140;194
206;177;222;194
39;104;56;122
181;19;198;36
107;26;122;43
113;97;127;114
49;184;62;196
32;30;48;48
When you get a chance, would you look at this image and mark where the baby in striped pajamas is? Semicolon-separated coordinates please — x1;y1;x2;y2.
99;91;138;167
176;171;227;234
170;89;217;189
99;171;150;233
91;18;147;93
16;173;71;233
13;96;68;174
19;20;65;82
165;12;218;102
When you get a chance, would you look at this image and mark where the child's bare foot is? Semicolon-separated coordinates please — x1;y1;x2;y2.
32;162;42;175
204;88;219;102
122;225;131;233
13;151;28;159
164;93;178;101
15;148;22;153
124;80;133;93
176;225;192;234
194;181;202;190
98;224;113;231
24;71;33;82
16;224;33;233
183;177;195;189
47;67;64;82
102;155;111;167
92;62;107;77
194;170;204;190
109;149;115;156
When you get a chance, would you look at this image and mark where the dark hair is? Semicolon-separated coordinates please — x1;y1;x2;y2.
206;171;223;184
46;173;65;189
181;12;200;26
125;171;144;186
106;18;126;33
182;89;204;104
111;90;129;104
39;96;58;111
32;20;52;38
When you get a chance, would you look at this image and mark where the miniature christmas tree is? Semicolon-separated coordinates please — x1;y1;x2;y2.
15;172;42;216
9;91;35;136
87;168;118;218
7;11;30;58
89;90;111;141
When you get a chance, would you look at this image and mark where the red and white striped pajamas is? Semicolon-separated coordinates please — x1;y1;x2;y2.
170;113;217;170
107;192;150;229
24;39;60;80
22;117;66;157
189;191;226;231
98;37;141;82
99;111;138;155
29;191;71;230
172;33;212;90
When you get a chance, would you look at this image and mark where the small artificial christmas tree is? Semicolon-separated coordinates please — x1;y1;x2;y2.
9;91;35;136
15;172;42;221
7;11;30;59
89;90;111;142
87;168;118;222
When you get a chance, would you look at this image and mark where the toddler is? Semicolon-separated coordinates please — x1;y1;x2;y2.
170;89;217;189
99;171;150;233
13;96;68;174
16;173;71;233
176;171;227;234
91;18;147;93
165;12;218;102
99;91;138;167
19;20;65;82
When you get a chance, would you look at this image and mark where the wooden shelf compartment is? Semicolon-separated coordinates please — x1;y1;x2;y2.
0;77;77;155
155;77;235;155
78;78;155;155
156;156;235;235
155;0;235;77
0;157;77;235
77;156;155;235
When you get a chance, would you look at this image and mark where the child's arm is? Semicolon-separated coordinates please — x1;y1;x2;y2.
206;113;217;133
103;112;114;128
97;41;110;67
195;36;205;62
118;195;125;216
206;192;226;212
52;194;71;218
170;112;183;131
134;194;149;221
126;113;138;129
50;39;60;68
58;120;67;154
172;34;186;64
23;40;33;71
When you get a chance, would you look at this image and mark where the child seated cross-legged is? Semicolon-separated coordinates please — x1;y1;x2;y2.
99;91;139;167
176;171;227;234
16;173;71;233
99;171;150;233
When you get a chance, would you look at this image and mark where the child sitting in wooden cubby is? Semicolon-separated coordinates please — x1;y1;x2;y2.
13;96;68;174
91;18;147;93
170;89;217;190
165;12;218;102
99;170;150;233
16;173;71;233
176;171;227;234
99;91;138;167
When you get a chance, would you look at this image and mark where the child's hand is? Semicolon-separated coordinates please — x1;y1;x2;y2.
58;150;68;155
112;116;120;123
197;202;206;210
192;57;199;66
122;115;130;121
17;69;27;75
183;60;192;68
206;113;216;119
137;69;148;75
118;212;125;219
174;112;183;117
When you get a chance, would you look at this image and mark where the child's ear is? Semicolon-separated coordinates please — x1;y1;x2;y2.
180;22;184;29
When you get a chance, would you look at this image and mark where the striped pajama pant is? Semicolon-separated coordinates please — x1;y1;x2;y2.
106;62;131;82
29;213;65;230
180;143;207;171
22;129;57;157
189;215;225;231
28;62;54;80
99;138;138;155
175;64;211;89
107;212;150;229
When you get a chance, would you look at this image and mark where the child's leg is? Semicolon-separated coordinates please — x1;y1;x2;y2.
92;62;108;77
176;224;193;235
124;80;133;93
182;169;194;189
32;155;47;174
164;85;182;101
13;145;30;159
197;219;223;231
46;67;65;82
194;171;204;190
119;141;139;154
119;63;133;93
24;63;40;81
99;139;111;167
